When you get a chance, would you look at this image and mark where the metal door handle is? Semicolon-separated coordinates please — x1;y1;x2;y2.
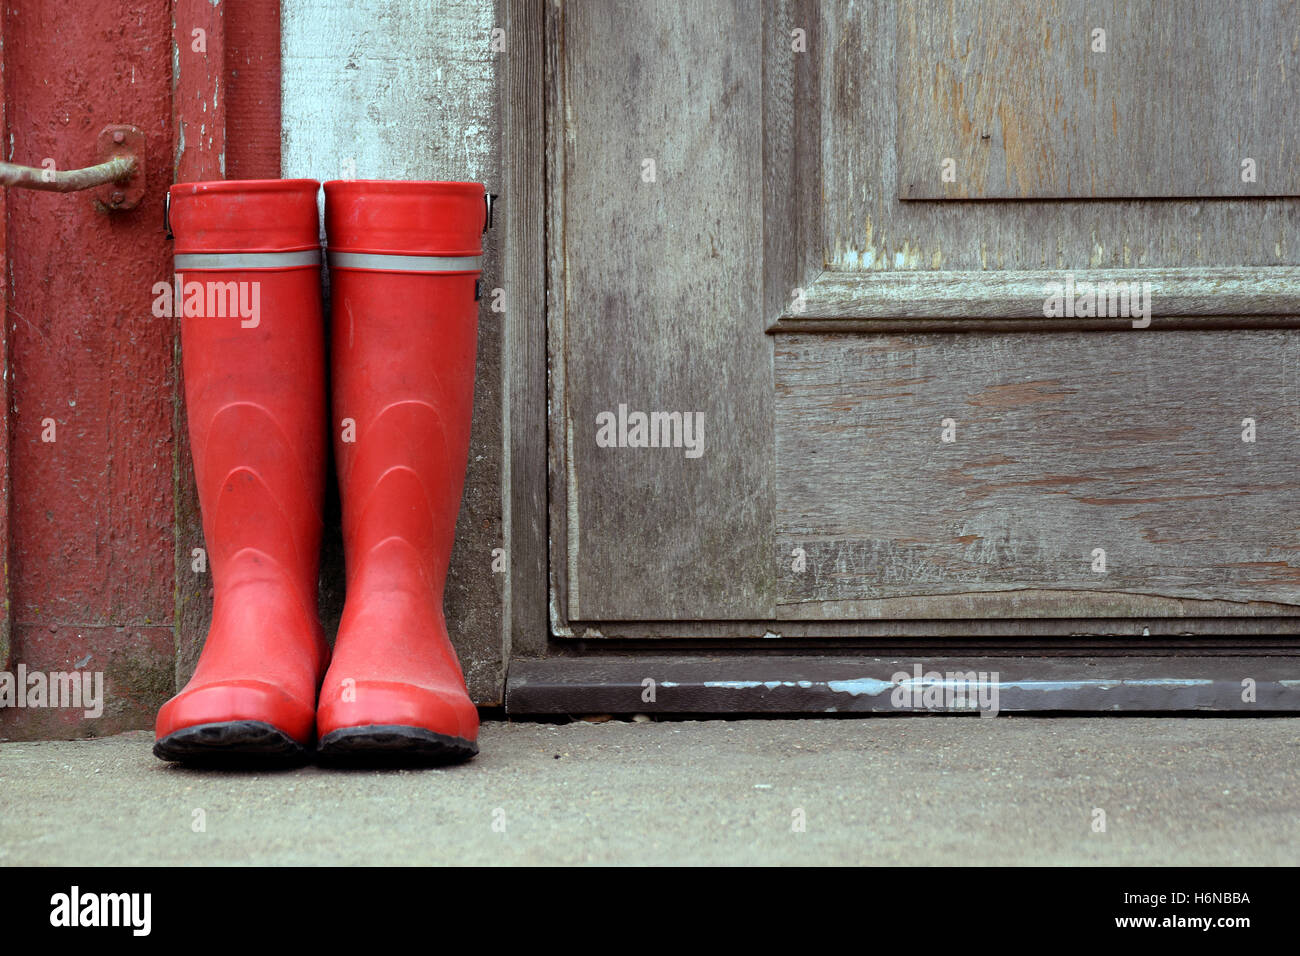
0;125;145;211
0;155;135;192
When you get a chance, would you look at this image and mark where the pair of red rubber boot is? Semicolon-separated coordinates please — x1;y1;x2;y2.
153;179;484;763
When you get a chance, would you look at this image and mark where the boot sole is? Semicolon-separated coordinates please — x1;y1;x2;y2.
153;720;308;765
317;725;478;765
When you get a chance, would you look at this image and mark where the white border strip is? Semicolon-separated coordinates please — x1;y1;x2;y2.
327;251;483;272
174;250;321;270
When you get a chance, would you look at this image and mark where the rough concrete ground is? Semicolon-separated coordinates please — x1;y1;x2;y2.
1;717;1296;865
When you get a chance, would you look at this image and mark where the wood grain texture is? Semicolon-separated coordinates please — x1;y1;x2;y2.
281;0;505;702
533;0;1300;645
502;0;548;658
0;625;173;740
550;0;775;622
544;0;569;630
827;0;1300;270
7;2;175;626
775;331;1300;617
515;619;1300;640
763;0;823;321
897;0;1300;200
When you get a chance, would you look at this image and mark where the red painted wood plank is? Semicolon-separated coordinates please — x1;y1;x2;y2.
0;625;173;739
173;0;226;182
3;1;175;736
224;0;282;179
170;0;230;693
0;3;10;669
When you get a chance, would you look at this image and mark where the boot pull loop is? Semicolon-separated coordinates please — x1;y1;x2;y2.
484;192;497;233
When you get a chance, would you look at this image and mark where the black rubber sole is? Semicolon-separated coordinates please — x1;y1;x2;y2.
317;724;478;766
153;720;309;766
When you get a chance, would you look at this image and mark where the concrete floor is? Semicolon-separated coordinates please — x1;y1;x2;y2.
1;717;1296;865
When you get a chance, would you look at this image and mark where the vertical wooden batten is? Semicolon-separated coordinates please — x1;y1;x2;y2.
762;0;823;323
0;5;11;670
502;0;548;659
171;0;230;690
172;0;226;183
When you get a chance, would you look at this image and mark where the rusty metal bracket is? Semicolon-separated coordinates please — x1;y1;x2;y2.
93;125;145;212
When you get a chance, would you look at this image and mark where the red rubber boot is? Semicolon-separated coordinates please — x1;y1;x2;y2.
154;180;330;762
316;180;485;762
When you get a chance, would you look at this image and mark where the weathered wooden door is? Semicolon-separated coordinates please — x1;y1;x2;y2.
506;0;1300;711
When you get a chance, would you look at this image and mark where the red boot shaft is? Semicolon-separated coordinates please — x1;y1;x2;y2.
317;181;485;761
155;180;329;760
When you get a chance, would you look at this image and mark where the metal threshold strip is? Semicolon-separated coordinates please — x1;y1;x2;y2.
505;655;1300;714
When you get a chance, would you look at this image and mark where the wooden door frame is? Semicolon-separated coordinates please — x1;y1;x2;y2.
0;6;11;673
501;0;1299;714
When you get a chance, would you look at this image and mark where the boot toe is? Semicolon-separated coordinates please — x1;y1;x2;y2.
316;679;478;761
155;679;317;756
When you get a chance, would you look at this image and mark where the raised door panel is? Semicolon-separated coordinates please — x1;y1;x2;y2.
776;330;1300;618
897;0;1300;200
551;0;776;621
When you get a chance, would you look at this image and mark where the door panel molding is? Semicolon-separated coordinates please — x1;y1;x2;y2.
768;266;1300;333
535;618;1300;640
775;330;1300;621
